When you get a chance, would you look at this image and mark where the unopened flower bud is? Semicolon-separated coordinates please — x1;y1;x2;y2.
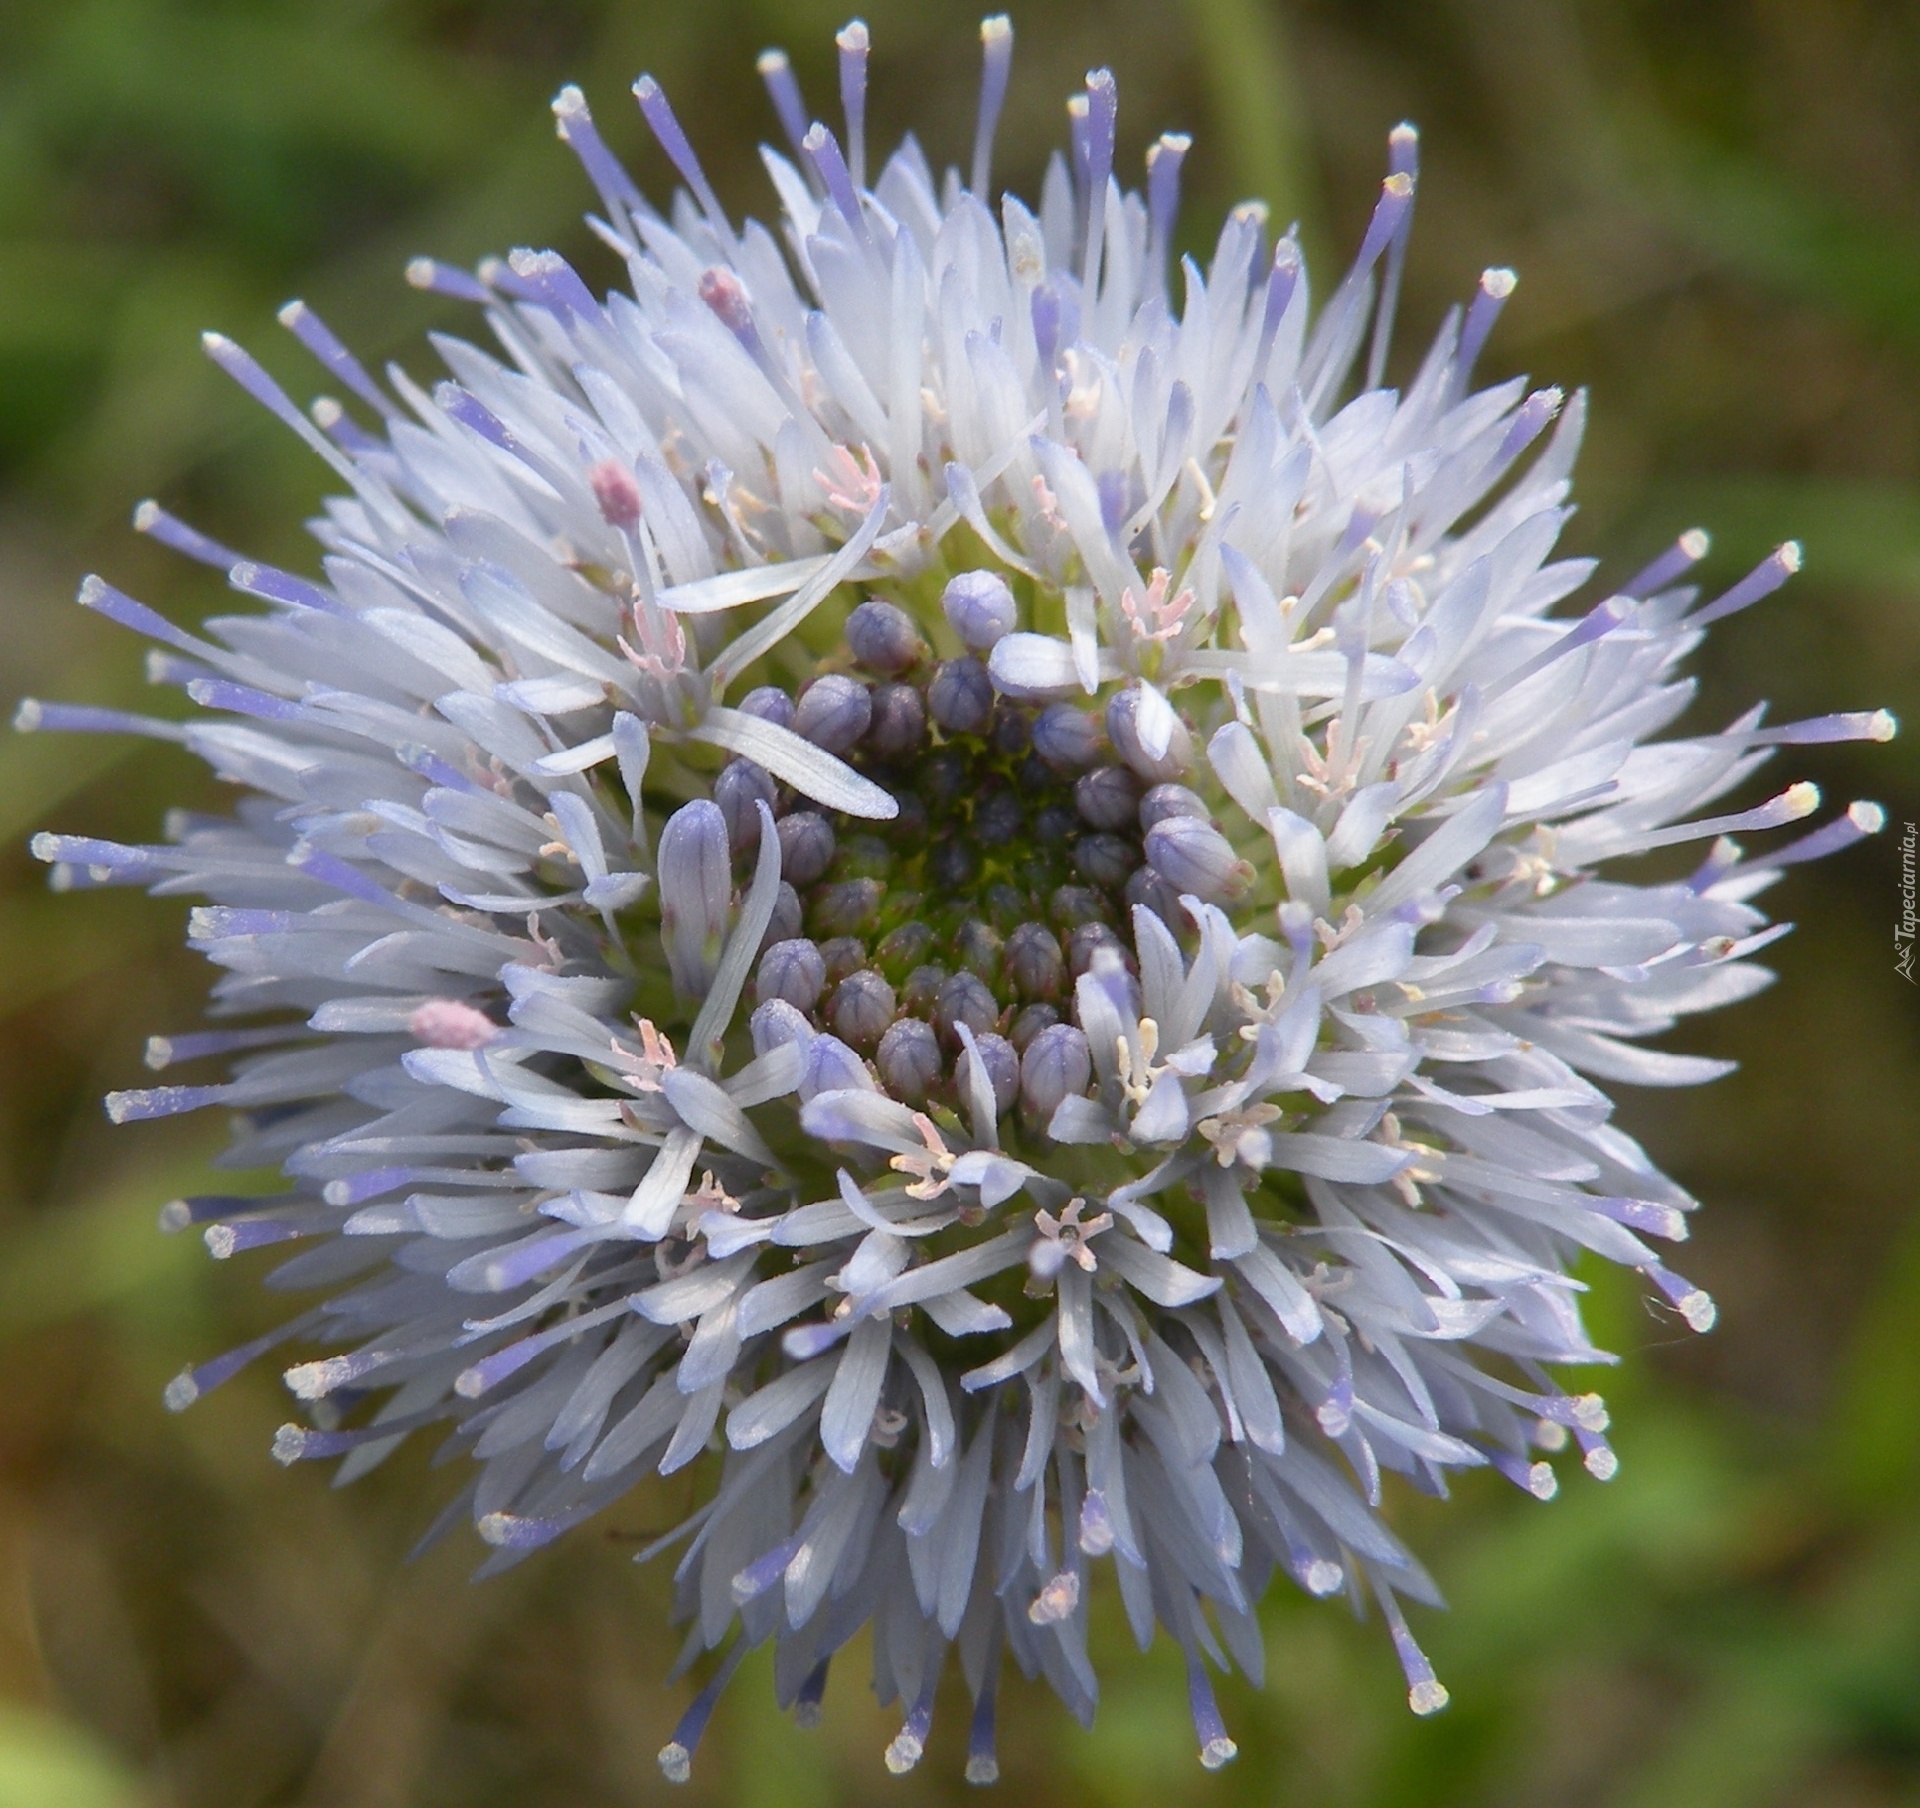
1006;922;1066;1001
760;881;803;951
865;682;927;759
1073;832;1139;888
657;799;731;999
990;701;1032;758
818;936;868;986
810;878;884;937
829;969;896;1049
798;1032;871;1103
942;569;1017;651
876;1017;941;1103
902;963;946;1018
1021;1022;1092;1124
1138;782;1209;831
875;920;934;980
794;674;871;753
1074;765;1140;831
974;789;1024;846
1106;685;1194;782
955;919;1004;983
750;997;813;1057
1124;863;1183;928
1009;1002;1062;1052
738;684;795;729
957;1030;1020;1115
713;758;775;853
1067;921;1128;981
935;970;998;1047
928;656;994;733
777;811;836;886
1033;702;1103;770
1049;884;1108;929
928;837;980;888
1144;815;1252;902
756;937;826;1012
845;599;927;674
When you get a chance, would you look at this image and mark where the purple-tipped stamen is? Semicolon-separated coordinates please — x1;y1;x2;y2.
965;1667;1001;1785
1452;265;1516;399
836;20;870;190
1689;541;1802;626
1752;799;1887;870
1625;526;1712;597
634;75;733;243
792;1656;830;1729
731;1537;803;1604
132;499;240;569
552;84;648;225
1184;1649;1238;1769
802;121;869;245
658;1638;749;1784
1643;1262;1717;1333
1366;122;1419;390
1734;709;1897;747
1376;1582;1449;1716
1146;131;1191;298
1080;68;1118;295
884;1673;938;1774
972;16;1014;200
14;701;185;741
757;51;812;163
230;559;345;614
1486;1448;1558;1499
404;256;490;303
162;1310;321;1412
276;300;397;420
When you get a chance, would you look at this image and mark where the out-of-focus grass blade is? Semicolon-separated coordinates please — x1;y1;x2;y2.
0;1140;239;1341
1639;476;1920;594
1179;0;1318;247
1830;1214;1920;1508
1616;108;1920;363
0;893;175;1019
0;734;141;852
0;1701;145;1808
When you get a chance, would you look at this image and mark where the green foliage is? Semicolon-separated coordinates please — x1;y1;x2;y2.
0;3;1912;1802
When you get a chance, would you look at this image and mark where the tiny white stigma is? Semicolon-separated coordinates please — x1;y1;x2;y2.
1200;1735;1239;1770
1679;1289;1717;1334
1409;1678;1450;1716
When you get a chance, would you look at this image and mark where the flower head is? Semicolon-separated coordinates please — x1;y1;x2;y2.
22;15;1895;1781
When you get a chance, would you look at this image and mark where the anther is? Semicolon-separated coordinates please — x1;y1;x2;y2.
1074;765;1141;831
794;674;872;754
829;969;896;1050
846;599;926;674
777;812;837;886
756;938;827;1013
928;656;995;734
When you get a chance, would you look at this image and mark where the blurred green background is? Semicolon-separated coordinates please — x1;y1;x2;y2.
0;1;1916;1802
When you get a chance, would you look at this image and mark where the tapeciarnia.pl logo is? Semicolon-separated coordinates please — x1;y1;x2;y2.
1898;821;1918;983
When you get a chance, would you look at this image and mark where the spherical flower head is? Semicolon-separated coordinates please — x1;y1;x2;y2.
23;14;1894;1784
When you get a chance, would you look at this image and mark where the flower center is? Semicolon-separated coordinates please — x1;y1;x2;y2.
729;581;1203;1122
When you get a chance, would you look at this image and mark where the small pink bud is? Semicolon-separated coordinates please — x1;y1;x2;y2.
586;457;642;530
698;266;754;340
408;999;501;1050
